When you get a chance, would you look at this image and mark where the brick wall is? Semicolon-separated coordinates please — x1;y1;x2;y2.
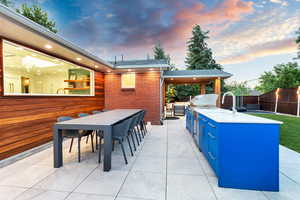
105;71;161;125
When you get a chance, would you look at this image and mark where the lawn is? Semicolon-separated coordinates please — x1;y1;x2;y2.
249;113;300;153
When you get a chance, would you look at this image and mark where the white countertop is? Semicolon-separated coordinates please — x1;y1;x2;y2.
192;107;283;124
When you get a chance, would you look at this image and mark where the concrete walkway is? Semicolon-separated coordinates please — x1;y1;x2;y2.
0;118;300;200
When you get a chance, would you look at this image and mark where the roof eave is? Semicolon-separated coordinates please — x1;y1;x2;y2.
163;74;232;79
0;4;114;69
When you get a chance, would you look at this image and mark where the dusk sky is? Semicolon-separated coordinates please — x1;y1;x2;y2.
17;0;300;87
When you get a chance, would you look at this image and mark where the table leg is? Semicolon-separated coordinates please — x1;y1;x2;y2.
53;128;63;168
103;126;112;171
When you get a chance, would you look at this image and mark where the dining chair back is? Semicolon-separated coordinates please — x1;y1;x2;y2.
78;113;89;117
57;116;78;137
92;110;102;114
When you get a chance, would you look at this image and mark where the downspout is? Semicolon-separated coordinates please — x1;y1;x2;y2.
297;86;300;117
159;68;164;125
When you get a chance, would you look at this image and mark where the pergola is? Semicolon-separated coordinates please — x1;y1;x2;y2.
162;69;232;106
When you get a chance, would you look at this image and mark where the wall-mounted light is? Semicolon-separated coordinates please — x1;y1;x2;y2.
128;69;132;72
171;78;174;80
275;88;280;113
275;88;280;97
45;44;52;49
149;68;153;71
95;65;99;68
107;70;111;73
193;77;196;80
297;86;300;117
76;57;82;61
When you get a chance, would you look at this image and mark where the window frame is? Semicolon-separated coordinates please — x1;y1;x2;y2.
2;40;95;97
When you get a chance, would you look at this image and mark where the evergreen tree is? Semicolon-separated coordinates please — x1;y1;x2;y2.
185;25;222;70
296;27;300;59
16;4;57;33
153;42;166;60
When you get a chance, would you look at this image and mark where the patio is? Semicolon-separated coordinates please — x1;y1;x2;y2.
0;118;300;200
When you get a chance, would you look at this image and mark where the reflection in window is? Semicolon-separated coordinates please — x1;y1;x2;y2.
121;73;135;89
3;40;94;96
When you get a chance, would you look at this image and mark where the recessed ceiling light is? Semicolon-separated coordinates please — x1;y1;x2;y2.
76;57;82;61
45;44;52;49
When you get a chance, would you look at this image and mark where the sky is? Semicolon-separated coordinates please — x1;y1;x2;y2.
16;0;300;87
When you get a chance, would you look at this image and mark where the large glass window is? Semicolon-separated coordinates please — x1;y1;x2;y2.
3;41;94;96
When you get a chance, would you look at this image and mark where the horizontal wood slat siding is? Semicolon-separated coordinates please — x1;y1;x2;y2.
0;39;105;160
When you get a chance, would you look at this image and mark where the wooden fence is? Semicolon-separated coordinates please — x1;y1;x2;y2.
260;88;299;115
221;87;300;116
221;96;259;110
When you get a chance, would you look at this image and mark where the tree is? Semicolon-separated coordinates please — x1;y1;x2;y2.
16;4;57;33
185;25;222;70
296;27;300;59
255;62;300;93
225;81;251;96
153;42;166;60
0;0;12;7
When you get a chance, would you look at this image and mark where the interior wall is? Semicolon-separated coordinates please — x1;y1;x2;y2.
105;71;161;125
0;38;105;160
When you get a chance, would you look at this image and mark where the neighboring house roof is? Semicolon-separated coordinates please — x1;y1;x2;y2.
163;69;232;78
112;59;170;69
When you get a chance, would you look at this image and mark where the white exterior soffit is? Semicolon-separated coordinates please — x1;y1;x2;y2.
0;4;113;71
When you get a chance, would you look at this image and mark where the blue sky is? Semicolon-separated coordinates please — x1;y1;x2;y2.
16;0;300;87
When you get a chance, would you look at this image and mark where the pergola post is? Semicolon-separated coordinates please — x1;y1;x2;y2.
200;83;206;95
214;77;221;107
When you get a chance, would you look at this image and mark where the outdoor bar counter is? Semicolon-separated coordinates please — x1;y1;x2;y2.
186;107;282;191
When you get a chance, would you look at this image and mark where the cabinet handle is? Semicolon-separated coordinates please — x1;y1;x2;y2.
208;132;216;139
208;122;216;128
208;152;216;160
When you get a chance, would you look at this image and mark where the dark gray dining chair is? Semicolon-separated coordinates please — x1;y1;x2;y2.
140;110;148;134
92;110;102;114
135;112;144;142
57;116;94;162
78;113;96;150
98;117;133;164
130;114;141;146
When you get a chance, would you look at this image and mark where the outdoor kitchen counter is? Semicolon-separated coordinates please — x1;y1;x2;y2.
192;107;282;124
186;107;282;192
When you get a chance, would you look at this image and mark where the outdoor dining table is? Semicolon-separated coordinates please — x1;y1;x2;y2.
53;109;142;171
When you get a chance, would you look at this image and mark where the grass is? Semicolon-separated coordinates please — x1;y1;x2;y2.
249;113;300;153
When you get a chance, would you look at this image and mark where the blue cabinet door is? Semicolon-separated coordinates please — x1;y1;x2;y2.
201;117;209;158
205;119;219;176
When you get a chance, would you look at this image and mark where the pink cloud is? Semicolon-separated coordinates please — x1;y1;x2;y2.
107;0;255;62
160;0;254;44
219;38;298;64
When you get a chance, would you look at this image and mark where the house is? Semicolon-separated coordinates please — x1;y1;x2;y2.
0;5;231;160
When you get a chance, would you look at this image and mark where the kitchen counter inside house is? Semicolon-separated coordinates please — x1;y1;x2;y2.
186;107;282;192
